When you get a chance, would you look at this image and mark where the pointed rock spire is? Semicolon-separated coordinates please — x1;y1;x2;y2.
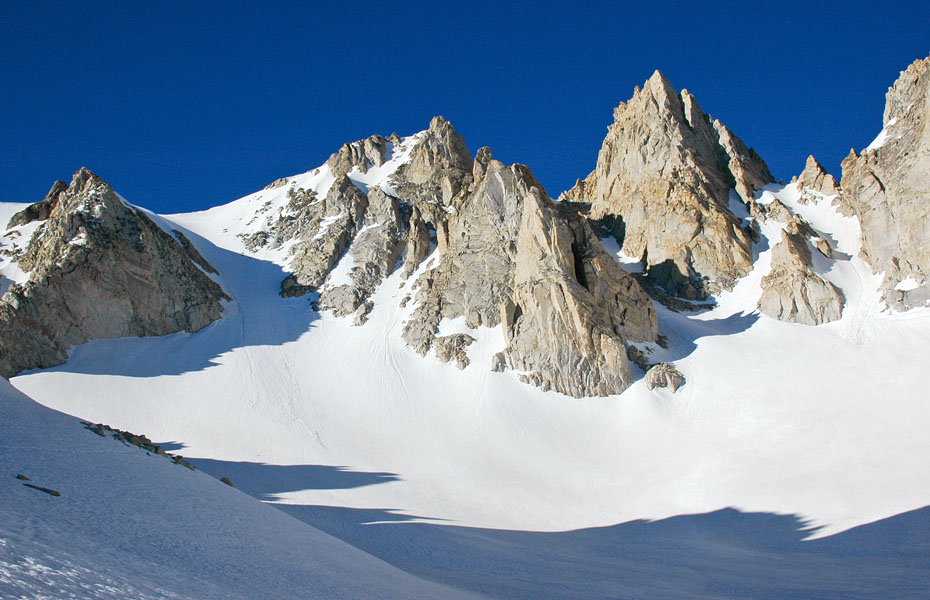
796;155;840;197
564;71;773;296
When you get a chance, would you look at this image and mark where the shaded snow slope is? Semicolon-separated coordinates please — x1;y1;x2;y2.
4;156;929;597
0;379;477;599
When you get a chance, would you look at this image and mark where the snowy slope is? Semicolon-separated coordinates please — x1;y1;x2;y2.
3;154;930;597
0;379;478;599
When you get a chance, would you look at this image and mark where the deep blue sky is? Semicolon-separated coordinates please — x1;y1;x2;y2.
2;2;928;213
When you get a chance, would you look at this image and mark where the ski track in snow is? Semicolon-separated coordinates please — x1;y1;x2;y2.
2;160;929;597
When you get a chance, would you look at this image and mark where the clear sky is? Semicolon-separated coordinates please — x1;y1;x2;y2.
2;1;928;214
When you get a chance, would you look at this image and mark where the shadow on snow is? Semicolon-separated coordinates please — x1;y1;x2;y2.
191;458;401;498
182;457;930;599
281;502;929;599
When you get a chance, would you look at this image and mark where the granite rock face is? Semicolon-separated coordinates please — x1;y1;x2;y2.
840;54;930;309
326;134;392;178
401;160;530;358
0;168;228;378
563;71;773;297
389;116;473;228
403;155;657;397
493;187;658;397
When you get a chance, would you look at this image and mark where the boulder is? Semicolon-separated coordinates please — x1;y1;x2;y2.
644;363;685;392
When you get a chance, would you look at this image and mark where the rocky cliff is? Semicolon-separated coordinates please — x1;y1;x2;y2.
840;54;930;309
563;71;773;298
0;168;228;378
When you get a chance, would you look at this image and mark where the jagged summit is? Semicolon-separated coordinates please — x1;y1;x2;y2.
563;70;773;298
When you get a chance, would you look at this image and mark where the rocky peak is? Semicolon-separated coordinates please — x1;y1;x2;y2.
565;71;773;297
840;53;930;309
387;116;474;247
472;146;493;182
282;118;475;314
71;165;101;190
640;70;682;113
0;168;228;378
796;155;840;197
234;116;662;397
393;115;472;189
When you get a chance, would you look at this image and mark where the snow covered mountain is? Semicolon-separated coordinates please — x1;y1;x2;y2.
2;56;929;598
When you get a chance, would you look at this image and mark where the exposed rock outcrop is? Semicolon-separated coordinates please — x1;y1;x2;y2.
232;117;659;397
7;180;67;228
318;187;405;315
402;206;432;277
326;134;393;178
0;168;228;378
83;421;196;469
492;189;658;397
563;71;773;297
758;220;845;325
280;175;369;296
285;117;473;300
434;334;475;370
840;54;930;309
402;160;527;356
389;116;473;228
239;185;321;253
